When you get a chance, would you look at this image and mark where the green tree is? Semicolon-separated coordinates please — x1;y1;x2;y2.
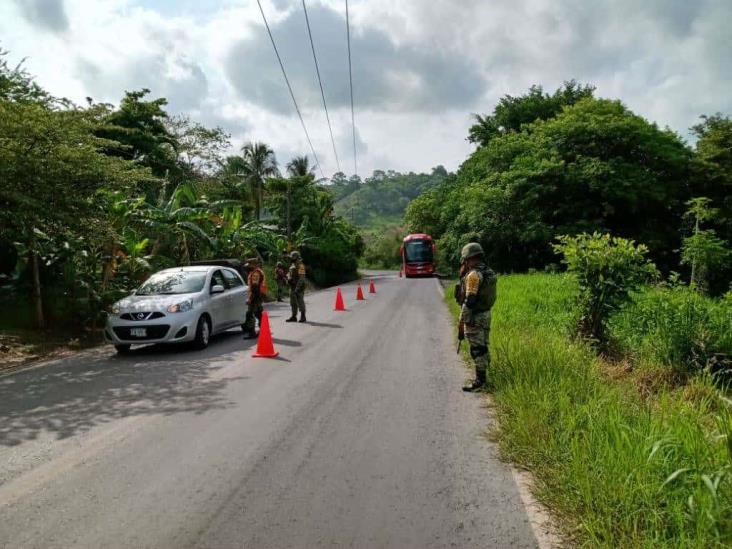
95;89;179;190
241;141;278;221
421;96;693;273
681;198;731;291
691;114;732;292
554;233;658;345
0;97;149;327
468;80;595;147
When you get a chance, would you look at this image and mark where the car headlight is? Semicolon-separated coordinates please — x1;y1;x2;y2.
167;299;193;313
110;303;121;315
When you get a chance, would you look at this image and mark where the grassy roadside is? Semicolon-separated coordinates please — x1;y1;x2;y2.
446;273;732;547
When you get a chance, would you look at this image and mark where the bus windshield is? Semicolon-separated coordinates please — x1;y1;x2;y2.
404;240;433;263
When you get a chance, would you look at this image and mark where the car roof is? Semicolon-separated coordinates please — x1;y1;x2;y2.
157;266;216;274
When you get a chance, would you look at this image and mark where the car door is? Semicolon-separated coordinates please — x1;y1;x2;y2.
208;269;229;332
222;268;247;325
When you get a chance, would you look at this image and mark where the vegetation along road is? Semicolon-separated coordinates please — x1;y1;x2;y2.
0;273;539;548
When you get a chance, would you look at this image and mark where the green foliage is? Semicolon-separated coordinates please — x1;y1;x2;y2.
468;80;595;147
554;233;658;344
447;273;732;546
301;218;363;287
95;89;178;186
411;94;694;275
610;284;732;375
0;50;362;331
332;167;449;228
361;227;403;269
681;198;731;292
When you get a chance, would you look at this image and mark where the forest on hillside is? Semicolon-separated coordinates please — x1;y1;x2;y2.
329;167;449;228
329;168;450;269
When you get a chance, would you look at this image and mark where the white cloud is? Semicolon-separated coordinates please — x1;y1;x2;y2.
1;0;730;176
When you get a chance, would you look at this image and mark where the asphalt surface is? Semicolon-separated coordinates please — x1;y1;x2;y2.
0;272;537;548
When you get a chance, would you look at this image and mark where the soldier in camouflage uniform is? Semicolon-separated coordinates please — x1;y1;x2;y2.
286;250;307;323
456;243;497;392
243;258;265;339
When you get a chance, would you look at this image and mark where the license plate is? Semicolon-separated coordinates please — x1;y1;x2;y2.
130;328;147;337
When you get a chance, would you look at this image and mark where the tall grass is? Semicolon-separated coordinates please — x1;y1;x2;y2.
609;285;732;376
447;274;732;547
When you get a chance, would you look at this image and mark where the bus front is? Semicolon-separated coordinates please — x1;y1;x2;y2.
401;234;435;277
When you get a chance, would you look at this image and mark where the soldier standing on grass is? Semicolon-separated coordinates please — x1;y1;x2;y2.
286;251;307;323
456;243;497;392
243;258;266;339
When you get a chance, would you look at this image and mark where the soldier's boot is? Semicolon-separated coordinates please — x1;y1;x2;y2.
298;314;307;323
285;316;298;322
243;330;258;339
462;369;486;392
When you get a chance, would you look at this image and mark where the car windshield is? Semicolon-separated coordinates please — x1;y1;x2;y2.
136;271;207;296
404;240;433;262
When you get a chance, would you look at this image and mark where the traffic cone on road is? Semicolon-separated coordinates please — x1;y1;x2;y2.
252;311;278;358
334;288;346;311
369;280;376;294
356;284;365;300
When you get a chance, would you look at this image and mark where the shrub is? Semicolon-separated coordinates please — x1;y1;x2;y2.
361;228;403;269
554;232;658;345
610;284;732;375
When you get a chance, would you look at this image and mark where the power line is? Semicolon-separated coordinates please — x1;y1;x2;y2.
302;0;341;174
256;0;326;180
345;0;357;177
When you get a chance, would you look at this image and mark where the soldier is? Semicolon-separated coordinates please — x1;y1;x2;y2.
456;243;497;392
286;250;307;323
243;257;266;339
275;261;288;302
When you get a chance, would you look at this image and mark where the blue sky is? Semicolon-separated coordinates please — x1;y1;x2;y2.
2;0;731;177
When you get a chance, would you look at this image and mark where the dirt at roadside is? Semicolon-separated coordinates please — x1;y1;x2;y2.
0;330;103;373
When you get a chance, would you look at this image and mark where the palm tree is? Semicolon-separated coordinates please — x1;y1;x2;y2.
286;155;314;178
218;155;255;218
241;141;278;220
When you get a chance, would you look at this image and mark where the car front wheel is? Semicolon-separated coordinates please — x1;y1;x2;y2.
114;344;131;354
193;316;211;350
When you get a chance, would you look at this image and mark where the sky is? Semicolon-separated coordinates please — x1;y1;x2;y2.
2;0;731;177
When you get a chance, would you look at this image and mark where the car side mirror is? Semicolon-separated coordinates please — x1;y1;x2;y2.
211;284;225;294
130;289;137;295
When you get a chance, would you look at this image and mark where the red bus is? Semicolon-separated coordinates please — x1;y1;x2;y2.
400;234;436;277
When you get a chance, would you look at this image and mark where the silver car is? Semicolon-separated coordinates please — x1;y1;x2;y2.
105;266;248;354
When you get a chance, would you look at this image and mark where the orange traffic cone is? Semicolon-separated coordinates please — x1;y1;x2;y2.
356;284;365;300
334;288;346;311
369;280;376;294
252;311;278;358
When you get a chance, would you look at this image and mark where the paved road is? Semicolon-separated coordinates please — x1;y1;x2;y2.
0;272;537;548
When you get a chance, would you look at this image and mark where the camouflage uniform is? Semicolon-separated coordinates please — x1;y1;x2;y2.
457;243;497;391
275;262;288;302
243;259;265;338
287;251;307;322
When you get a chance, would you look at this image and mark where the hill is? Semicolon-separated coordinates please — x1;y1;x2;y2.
328;167;450;232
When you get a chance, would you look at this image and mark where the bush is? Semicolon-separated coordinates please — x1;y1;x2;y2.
554;232;658;345
361;228;403;269
610;284;732;375
302;221;363;287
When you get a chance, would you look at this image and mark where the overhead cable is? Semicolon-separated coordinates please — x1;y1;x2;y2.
302;0;341;173
256;0;326;179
